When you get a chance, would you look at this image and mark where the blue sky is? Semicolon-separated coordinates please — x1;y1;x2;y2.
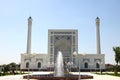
0;0;120;64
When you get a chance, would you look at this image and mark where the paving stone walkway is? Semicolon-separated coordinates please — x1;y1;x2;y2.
0;75;36;80
0;72;120;80
81;72;120;80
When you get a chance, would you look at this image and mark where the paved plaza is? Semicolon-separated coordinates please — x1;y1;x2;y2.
0;75;36;80
81;72;120;80
0;72;120;80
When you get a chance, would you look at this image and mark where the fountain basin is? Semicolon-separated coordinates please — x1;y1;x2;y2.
23;51;93;80
23;73;93;80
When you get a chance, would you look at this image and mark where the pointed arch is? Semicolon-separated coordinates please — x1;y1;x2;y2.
26;62;29;68
84;62;88;68
96;63;100;68
38;62;41;68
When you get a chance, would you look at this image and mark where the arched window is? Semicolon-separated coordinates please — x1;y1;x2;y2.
96;63;100;68
38;62;41;68
84;62;88;68
26;62;29;68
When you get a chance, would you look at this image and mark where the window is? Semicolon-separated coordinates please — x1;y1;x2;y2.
67;36;70;40
50;58;53;62
73;32;75;34
73;36;75;45
38;62;41;68
51;48;53;54
84;62;88;68
51;32;53;34
26;62;29;68
51;36;53;44
73;47;75;52
96;63;100;68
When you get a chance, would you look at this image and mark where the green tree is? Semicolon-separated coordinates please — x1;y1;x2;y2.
0;62;20;76
113;46;120;75
2;64;10;74
9;62;17;75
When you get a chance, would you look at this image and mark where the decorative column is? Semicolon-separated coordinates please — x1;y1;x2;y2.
96;17;101;54
26;16;32;54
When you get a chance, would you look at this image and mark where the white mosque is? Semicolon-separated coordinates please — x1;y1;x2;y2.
20;17;105;71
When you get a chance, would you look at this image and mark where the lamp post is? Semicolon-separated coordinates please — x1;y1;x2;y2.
100;61;102;74
27;66;29;80
89;63;93;73
27;55;30;80
73;51;80;80
98;61;102;74
70;61;73;72
25;54;31;80
67;56;73;72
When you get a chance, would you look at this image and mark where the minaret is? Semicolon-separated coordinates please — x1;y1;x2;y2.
96;17;101;54
26;16;32;54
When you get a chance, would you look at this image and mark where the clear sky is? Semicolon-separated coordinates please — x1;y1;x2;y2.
0;0;120;65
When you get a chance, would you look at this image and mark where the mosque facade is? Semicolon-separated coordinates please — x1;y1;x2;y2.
20;17;105;71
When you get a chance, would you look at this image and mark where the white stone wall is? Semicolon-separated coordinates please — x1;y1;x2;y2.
21;53;105;70
78;54;105;70
21;53;48;70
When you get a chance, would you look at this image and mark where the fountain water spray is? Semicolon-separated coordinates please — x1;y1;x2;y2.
54;51;64;77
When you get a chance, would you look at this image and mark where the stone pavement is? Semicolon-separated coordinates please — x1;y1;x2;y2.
81;72;120;80
0;72;120;80
0;75;36;80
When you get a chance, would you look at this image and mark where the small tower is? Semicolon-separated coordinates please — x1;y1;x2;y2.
26;16;32;54
96;17;101;54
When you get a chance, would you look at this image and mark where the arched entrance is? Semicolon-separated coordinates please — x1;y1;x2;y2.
54;37;71;63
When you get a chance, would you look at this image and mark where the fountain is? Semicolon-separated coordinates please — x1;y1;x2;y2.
23;51;93;80
54;51;64;77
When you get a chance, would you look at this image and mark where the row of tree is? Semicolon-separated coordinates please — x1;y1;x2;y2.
0;62;20;75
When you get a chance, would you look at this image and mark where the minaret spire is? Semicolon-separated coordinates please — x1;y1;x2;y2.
26;16;32;54
96;17;101;54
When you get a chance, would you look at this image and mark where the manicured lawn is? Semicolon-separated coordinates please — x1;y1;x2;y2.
94;72;120;77
107;73;120;77
0;72;26;76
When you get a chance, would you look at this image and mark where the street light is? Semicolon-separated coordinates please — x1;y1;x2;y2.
89;63;93;73
24;54;31;80
98;61;102;74
27;65;30;80
73;51;80;80
67;56;73;72
25;53;36;80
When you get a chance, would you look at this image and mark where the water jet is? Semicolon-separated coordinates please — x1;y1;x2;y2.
54;51;64;77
